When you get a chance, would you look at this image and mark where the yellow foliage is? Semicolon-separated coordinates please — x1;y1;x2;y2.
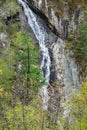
0;69;3;75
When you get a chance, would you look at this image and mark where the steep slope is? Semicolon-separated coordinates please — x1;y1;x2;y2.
17;0;81;114
0;0;87;129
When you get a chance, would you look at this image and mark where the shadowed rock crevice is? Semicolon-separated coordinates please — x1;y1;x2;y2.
5;12;20;25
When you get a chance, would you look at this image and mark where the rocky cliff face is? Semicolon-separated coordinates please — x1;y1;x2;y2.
17;0;81;114
32;0;81;38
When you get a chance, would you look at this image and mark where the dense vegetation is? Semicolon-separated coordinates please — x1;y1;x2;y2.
0;0;87;130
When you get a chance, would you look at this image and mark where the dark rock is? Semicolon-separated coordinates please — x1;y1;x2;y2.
5;12;20;25
49;48;56;84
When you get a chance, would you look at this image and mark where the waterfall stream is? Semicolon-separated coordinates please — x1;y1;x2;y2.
17;1;80;130
18;0;79;110
18;0;51;110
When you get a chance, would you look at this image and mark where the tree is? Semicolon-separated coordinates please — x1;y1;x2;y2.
63;78;87;130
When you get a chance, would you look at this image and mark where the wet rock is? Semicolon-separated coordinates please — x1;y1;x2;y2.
17;0;80;115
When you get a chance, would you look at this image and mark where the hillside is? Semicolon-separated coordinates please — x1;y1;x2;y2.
0;0;87;130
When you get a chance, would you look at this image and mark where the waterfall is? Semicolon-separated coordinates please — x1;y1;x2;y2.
18;0;51;110
17;0;79;109
17;1;79;130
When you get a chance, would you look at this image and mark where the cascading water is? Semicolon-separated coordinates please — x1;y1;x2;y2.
17;1;80;129
18;0;51;110
18;0;79;109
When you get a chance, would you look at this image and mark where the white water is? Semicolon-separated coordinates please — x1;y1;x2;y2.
18;0;51;110
17;1;79;130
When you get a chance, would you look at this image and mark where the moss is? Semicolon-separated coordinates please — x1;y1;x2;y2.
47;0;87;18
55;10;63;16
1;0;18;17
0;22;4;32
68;34;74;42
48;6;51;11
6;22;20;35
